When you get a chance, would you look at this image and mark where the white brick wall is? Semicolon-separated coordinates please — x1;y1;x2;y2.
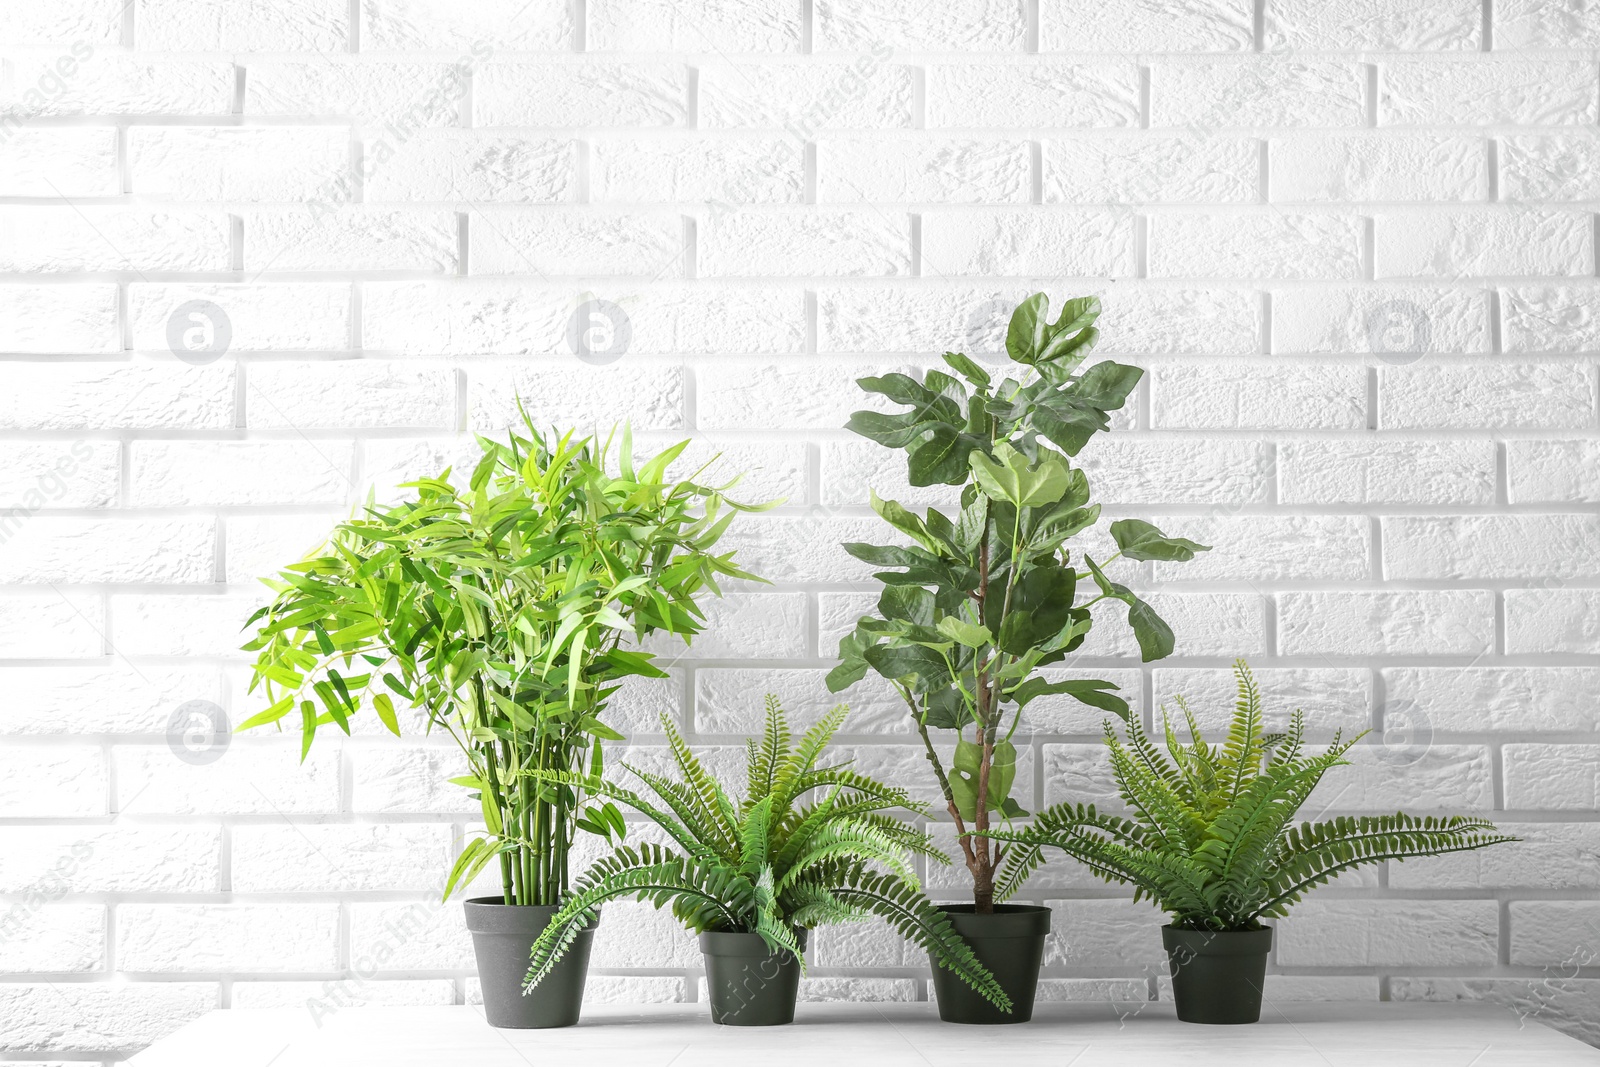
1;0;1598;1058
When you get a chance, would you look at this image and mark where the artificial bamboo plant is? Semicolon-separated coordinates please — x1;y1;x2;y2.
826;294;1209;912
240;412;767;906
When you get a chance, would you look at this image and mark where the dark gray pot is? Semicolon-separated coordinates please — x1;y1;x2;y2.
463;898;597;1029
928;904;1050;1024
698;928;807;1026
1162;924;1273;1024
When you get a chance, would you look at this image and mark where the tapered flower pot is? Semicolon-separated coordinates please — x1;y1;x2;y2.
463;898;597;1029
1162;924;1273;1024
698;928;807;1026
928;904;1050;1024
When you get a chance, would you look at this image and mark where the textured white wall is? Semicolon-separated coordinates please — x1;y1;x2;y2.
2;0;1599;1059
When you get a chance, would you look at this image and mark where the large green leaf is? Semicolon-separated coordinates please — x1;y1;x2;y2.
1110;519;1210;563
1084;556;1176;662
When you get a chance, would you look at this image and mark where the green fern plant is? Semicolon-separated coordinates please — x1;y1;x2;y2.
984;661;1513;931
524;696;1011;1010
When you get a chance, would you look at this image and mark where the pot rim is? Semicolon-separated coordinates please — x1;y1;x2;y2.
936;902;1052;938
698;927;809;957
462;898;600;935
1161;923;1273;955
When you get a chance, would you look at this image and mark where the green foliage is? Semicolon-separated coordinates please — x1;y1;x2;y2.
984;661;1514;930
524;696;1010;1011
239;410;768;906
826;293;1209;907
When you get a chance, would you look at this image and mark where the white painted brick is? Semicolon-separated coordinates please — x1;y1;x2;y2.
245;60;469;127
469;361;685;433
1264;0;1480;51
0;284;119;354
114;743;341;816
129;127;349;202
1150;59;1365;129
0;441;116;509
1271;135;1487;203
818;591;876;653
0;905;103;972
1149;213;1363;281
1379;363;1595;429
0;663;223;735
0;594;106;659
1308;743;1493;812
812;917;911;968
1506;589;1600;655
0;982;216;1054
1278;591;1495;657
1504;745;1600;809
108;592;270;657
640;593;805;663
244;207;458;273
1075;591;1268;659
1094;288;1261;355
363;0;571;51
1501;285;1600;353
1148;514;1368;583
247;361;455;429
1375;209;1592;280
0;516;213;584
366;132;572;203
925;63;1139;128
223;513;340;583
1509;439;1600;502
1075;437;1270;505
1391;823;1600;889
0;2;121;45
1040;0;1252;52
1380;59;1599;126
1042;898;1169;970
1389;668;1600;734
817;0;1023;51
1040;978;1152;1002
588;0;801;52
1497;0;1600;49
0;826;220;893
118;904;339;972
1281;438;1494;505
700;60;913;130
0;746;104;817
1502;135;1600;202
1510;903;1600;967
920;209;1132;278
587;899;701;968
720;514;883;584
234;979;453;1008
140;0;348;50
1016;668;1144;736
1278;901;1498;966
821;439;958;510
704;359;914;432
0;206;231;272
1385;515;1600;580
1153;364;1365;430
703;209;909;278
350;744;472;814
818;136;1029;204
0;128;118;196
1153;667;1371;735
1044;136;1258;205
234;824;451;893
130;283;351;352
470;209;682;276
130;440;353;508
476;61;687;127
1393;977;1600;1050
1;55;233;117
1273;286;1489;354
800;978;918;1002
592;136;801;204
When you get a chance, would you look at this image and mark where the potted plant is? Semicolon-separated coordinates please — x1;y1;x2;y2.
239;414;766;1028
984;660;1514;1024
524;696;1010;1025
825;293;1209;1022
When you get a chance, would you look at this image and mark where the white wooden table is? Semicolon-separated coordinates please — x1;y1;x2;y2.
129;1001;1600;1066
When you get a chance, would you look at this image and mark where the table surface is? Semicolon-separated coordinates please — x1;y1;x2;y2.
129;1001;1600;1066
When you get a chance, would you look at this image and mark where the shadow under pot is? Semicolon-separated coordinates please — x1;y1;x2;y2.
698;927;808;1026
463;898;598;1029
928;904;1050;1024
1162;924;1274;1024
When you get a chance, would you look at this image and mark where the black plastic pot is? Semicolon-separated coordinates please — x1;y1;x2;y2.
463;898;597;1029
698;927;807;1026
928;903;1050;1024
1162;924;1273;1024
